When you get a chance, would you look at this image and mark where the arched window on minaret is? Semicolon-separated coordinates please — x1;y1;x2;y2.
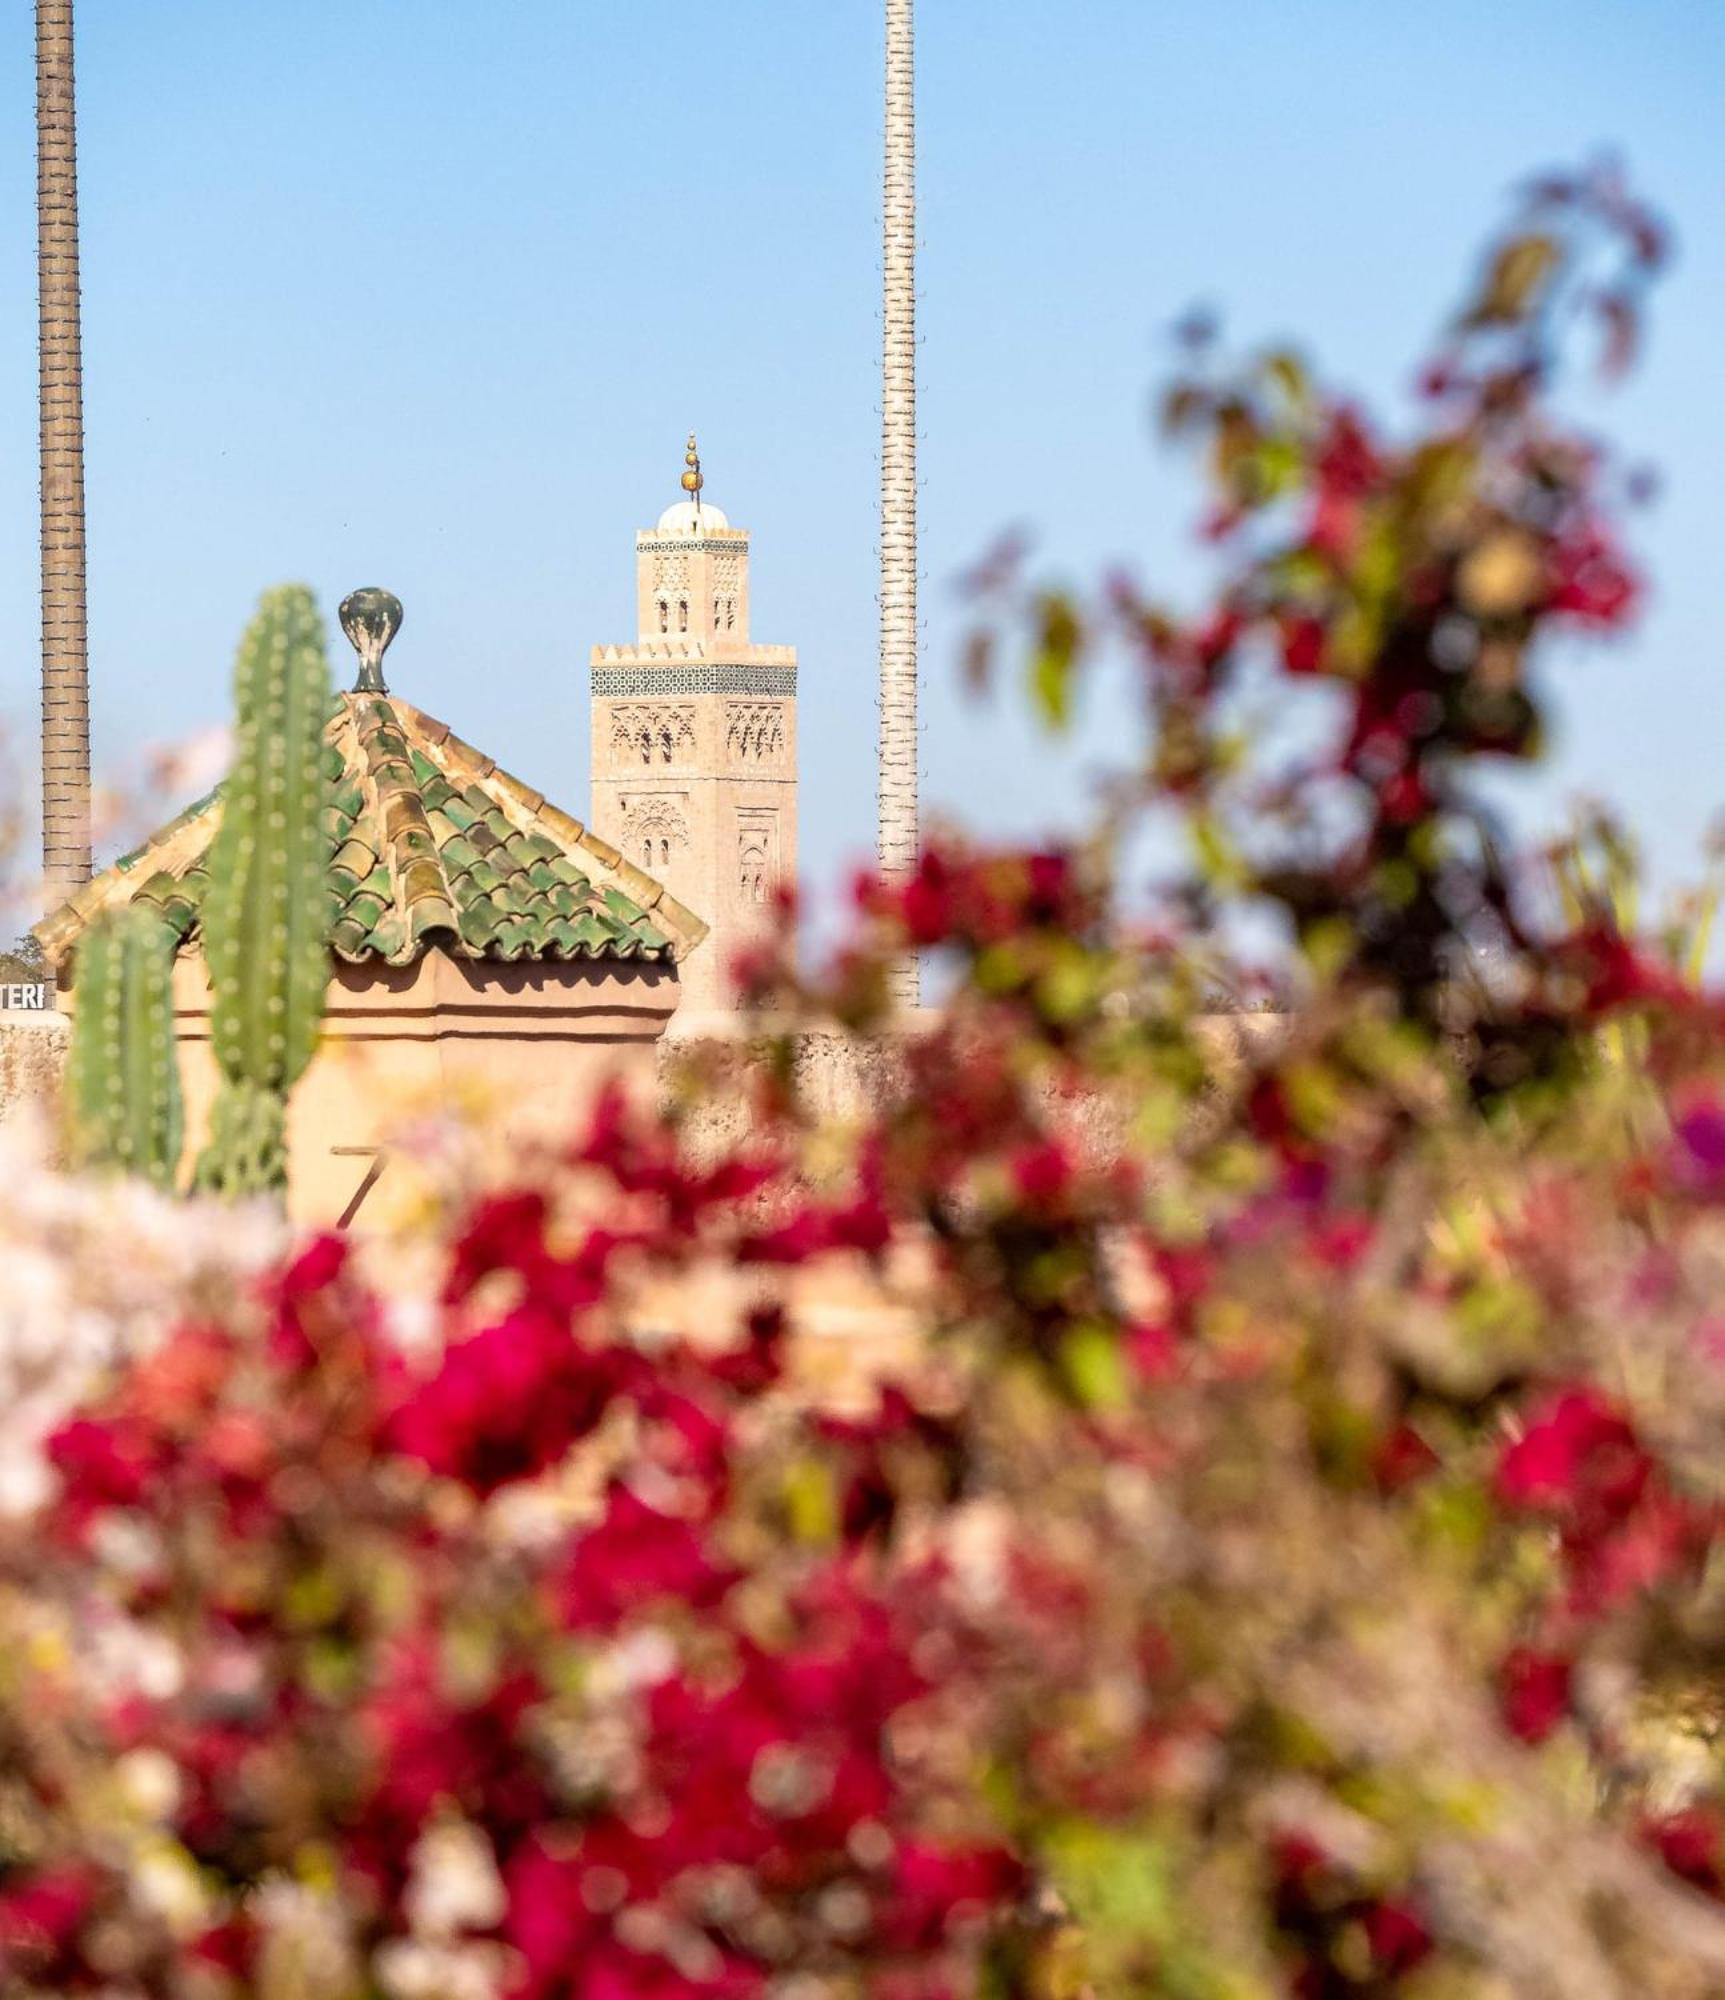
659;838;670;868
726;598;736;630
657;598;668;634
678;599;688;633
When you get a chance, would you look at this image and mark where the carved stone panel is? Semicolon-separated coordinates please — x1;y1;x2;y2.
736;806;780;907
723;700;787;765
605;703;696;769
620;792;690;874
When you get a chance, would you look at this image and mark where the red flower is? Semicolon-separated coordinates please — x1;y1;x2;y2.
47;1415;152;1517
189;1920;257;1977
901;852;958;946
1126;1319;1178;1381
1315;407;1383;500
443;1190;554;1304
1371;1423;1439;1495
0;1864;100;1980
1564;925;1693;1017
392;1305;628;1496
1496;1386;1706;1616
1010;1139;1074;1211
278;1231;346;1300
1672;1096;1725;1195
1271;1830;1330;1893
707;1305;786;1395
1644;1805;1725;1894
560;1482;734;1631
1281;616;1327;676
737;1205;831;1265
359;1647;549;1866
1308;488;1360;562
1498;1645;1572;1743
627;1383;733;1515
502;1838;604;1999
1567;1486;1705;1616
881;1840;1024;1950
1362;1898;1433;1976
1547;520;1638;628
1496;1387;1648;1521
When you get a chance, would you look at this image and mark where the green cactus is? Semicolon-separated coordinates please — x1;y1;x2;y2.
66;904;183;1187
193;584;335;1200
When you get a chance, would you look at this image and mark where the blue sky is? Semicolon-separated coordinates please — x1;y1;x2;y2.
1;1;1722;932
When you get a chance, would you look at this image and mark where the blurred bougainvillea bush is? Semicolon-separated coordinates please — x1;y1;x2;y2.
9;165;1725;1998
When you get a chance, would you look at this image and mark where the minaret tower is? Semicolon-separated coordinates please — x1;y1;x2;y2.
589;439;798;1016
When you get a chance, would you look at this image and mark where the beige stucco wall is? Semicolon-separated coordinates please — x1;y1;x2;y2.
176;949;680;1227
37;949;680;1229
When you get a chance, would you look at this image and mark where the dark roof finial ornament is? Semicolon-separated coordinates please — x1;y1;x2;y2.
339;587;403;694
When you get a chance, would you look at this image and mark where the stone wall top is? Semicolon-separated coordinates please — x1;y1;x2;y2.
0;1013;68;1129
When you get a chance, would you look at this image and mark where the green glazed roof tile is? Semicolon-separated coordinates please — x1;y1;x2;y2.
330;913;371;957
36;690;710;974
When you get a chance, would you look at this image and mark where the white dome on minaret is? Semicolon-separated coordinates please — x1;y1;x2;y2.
656;497;729;536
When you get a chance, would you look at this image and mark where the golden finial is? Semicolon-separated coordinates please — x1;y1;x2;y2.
680;432;703;509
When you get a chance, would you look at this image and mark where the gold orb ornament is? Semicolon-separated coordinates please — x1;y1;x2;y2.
680;433;703;500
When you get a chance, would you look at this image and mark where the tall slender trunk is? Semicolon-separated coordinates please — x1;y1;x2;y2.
37;0;91;926
879;0;919;1005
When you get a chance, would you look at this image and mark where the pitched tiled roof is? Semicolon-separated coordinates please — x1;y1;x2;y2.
36;693;707;973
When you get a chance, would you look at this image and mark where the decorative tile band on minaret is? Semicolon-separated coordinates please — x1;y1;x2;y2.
879;0;919;1006
588;445;799;1018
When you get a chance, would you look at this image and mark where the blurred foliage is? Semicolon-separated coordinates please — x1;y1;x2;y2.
0;933;45;986
7;163;1725;2000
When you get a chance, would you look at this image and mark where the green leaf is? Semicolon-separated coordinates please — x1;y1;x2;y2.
1060;1321;1128;1409
1467;231;1560;326
1262;347;1310;409
1030;592;1083;730
784;1457;840;1545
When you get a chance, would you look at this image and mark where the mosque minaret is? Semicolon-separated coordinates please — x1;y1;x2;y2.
588;439;798;1017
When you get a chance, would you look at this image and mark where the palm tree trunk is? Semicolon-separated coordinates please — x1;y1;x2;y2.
37;0;91;928
879;0;919;1006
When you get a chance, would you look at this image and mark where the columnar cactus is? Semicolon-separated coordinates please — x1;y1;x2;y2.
193;584;334;1200
65;904;182;1186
